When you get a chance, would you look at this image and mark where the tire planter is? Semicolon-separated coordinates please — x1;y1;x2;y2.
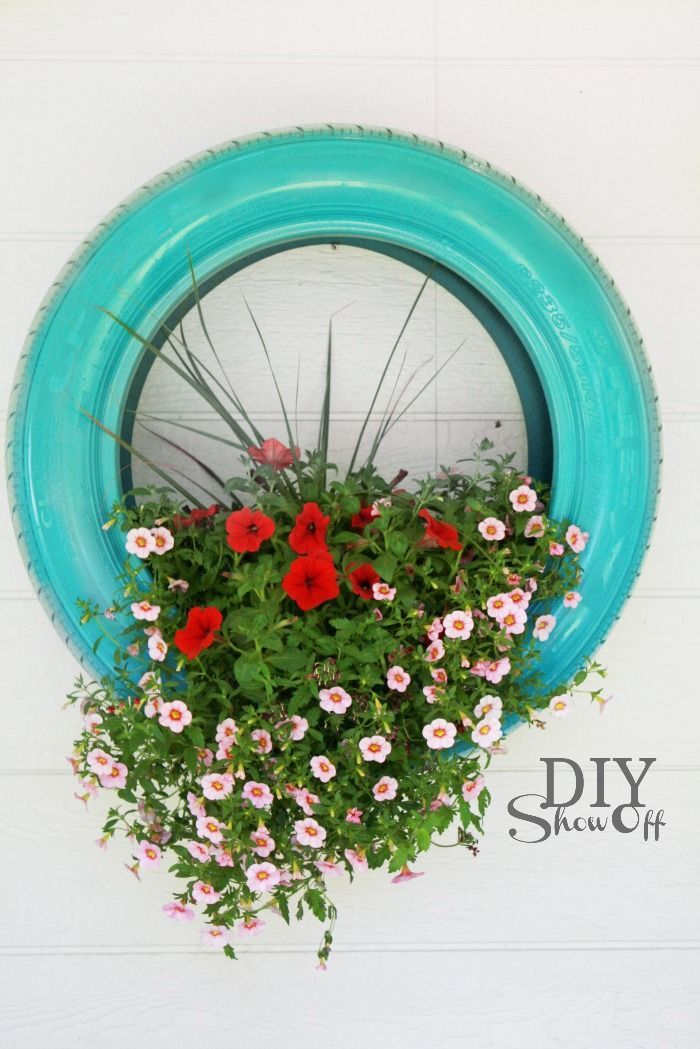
6;124;661;693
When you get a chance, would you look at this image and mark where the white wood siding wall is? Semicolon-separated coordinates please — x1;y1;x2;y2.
1;3;698;1046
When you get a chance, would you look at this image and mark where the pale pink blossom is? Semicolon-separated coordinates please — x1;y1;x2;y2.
151;526;175;555
201;924;232;945
201;772;234;801
486;594;511;620
485;657;511;684
187;792;206;819
423;684;443;704
125;527;155;559
471;718;503;748
549;694;572;718
474;694;503;720
242;781;273;809
501;608;528;635
565;525;589;553
427;617;444;642
359;735;392;763
422;718;457;750
136;840;162;869
138;671;161;695
310;755;336;782
431;667;448;685
344;848;369;872
424;640;445;663
237;916;265;937
533;614;556;641
86;748;114;775
478;517;506;541
192;881;222;904
319;686;352;714
83;712;103;734
148;634;168;662
506;587;530;610
251;728;272;754
162;900;195;922
294;788;320;816
198;747;214;768
345;808;363;824
213;846;234;867
100;761;128;789
185;840;211;863
289;715;308;740
126;642;140;657
524;514;545;538
196;816;224;844
131;600;160;622
144;697;161;719
391;864;425;884
549;541;565;557
167;576;190;592
143;625;161;638
429;790;451;811
564;590;582;608
442;610;474;640
509;485;537;513
387;665;411;692
215;718;238;744
461;775;486;805
315;860;343;877
294;817;327;848
216;738;235;762
373;776;398;802
373;582;396;601
246;862;281;893
158;700;192;733
250;826;275;857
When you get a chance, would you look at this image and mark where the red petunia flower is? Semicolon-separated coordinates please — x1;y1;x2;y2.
348;563;381;600
350;504;377;530
173;606;223;660
289;502;330;557
282;556;339;611
248;438;300;472
172;504;220;529
418;508;462;551
226;507;275;553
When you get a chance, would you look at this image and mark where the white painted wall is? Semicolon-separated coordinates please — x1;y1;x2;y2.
1;3;699;1046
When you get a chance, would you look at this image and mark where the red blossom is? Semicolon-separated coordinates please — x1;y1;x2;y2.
173;606;223;660
225;507;275;553
172;504;220;529
248;438;299;471
282;556;339;611
348;563;380;600
418;509;462;551
350;504;377;530
289;502;330;557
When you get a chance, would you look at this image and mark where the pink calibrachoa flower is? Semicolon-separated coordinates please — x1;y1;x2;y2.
387;665;411;692
564;590;582;608
549;541;565;557
310;755;336;782
251;728;273;754
126;642;140;658
524;514;545;538
237;915;266;937
359;735;392;763
289;715;308;740
509;484;537;513
344;848;369;873
215;718;238;744
506;587;530;610
83;711;103;734
216;738;235;762
373;776;398;802
471;718;503;748
427;617;444;642
475;694;503;720
86;748;114;775
533;614;556;641
100;761;128;789
501;608;528;635
185;840;211;863
485;657;511;684
136;840;162;869
213;846;234;867
429;790;451;811
192;881;222;904
196;816;224;844
294;817;327;848
167;576;189;593
422;718;457;750
345;808;363;824
131;599;161;622
147;634;168;662
478;517;506;541
442;610;474;640
424;639;445;663
138;670;161;695
158;700;192;734
150;526;175;555
566;524;589;553
242;781;273;809
294;788;320;816
549;694;572;718
201;924;233;945
315;860;343;877
163;900;195;922
187;792;206;818
431;667;448;684
391;864;425;884
201;772;234;801
319;686;353;715
423;684;443;704
250;826;275;857
486;594;511;620
198;747;214;768
373;581;396;601
125;527;155;559
462;775;486;805
144;696;160;719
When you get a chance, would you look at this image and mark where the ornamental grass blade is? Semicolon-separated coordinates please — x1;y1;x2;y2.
317;318;333;487
136;421;229;492
135;412;248;452
378;340;466;442
347;262;435;476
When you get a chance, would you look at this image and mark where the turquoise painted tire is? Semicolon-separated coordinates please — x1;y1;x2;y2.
6;124;661;690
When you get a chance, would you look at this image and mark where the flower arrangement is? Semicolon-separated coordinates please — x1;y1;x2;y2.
67;267;605;964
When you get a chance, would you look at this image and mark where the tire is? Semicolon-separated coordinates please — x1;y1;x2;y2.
6;124;661;691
